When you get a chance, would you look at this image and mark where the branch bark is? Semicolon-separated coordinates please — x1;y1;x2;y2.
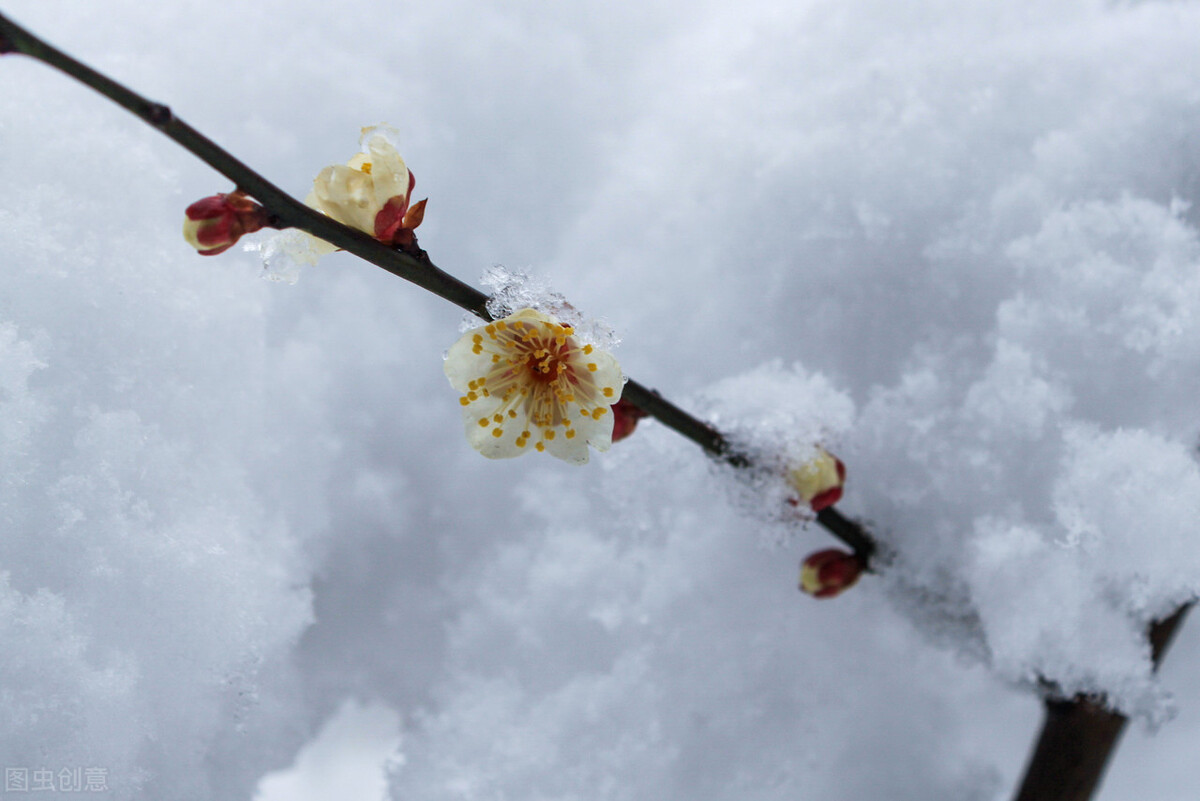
1011;604;1192;801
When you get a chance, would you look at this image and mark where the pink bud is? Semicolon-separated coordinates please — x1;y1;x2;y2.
799;549;864;599
182;192;268;256
610;399;647;443
786;448;846;512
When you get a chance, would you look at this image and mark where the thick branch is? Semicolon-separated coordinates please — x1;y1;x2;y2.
1011;603;1192;801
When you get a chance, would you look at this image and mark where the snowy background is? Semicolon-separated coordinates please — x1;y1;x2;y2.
2;0;1200;798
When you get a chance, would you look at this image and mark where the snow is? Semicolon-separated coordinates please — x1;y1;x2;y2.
2;0;1200;798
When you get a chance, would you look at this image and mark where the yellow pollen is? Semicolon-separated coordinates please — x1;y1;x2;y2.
592;408;607;420
587;363;598;372
493;414;504;423
360;162;373;174
516;438;527;448
565;430;576;439
492;354;501;362
508;409;517;418
522;430;531;438
472;345;482;354
478;418;489;427
496;321;508;331
468;391;478;401
482;388;491;397
583;344;593;354
472;334;482;344
493;428;503;438
602;387;614;397
545;430;556;440
485;324;496;336
536;442;545;452
459;397;470;406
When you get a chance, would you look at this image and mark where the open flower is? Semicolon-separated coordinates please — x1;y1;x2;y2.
305;126;426;251
444;308;624;464
786;447;846;512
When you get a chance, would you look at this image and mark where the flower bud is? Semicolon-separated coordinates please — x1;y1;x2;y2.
610;399;647;443
799;549;864;598
786;448;846;512
182;192;268;256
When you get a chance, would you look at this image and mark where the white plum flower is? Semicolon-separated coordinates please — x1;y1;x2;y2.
303;125;426;253
444;308;624;464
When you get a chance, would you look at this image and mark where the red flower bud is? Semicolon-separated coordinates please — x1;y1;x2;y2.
786;448;846;512
799;549;864;599
183;191;268;256
610;398;648;443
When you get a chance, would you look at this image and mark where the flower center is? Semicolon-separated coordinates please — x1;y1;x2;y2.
524;343;567;385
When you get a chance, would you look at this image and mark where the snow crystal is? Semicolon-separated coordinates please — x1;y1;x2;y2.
251;228;323;285
477;264;619;349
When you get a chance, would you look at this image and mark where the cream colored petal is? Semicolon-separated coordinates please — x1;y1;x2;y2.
464;402;532;459
308;165;378;234
541;426;592;464
587;350;624;398
362;132;411;209
444;330;504;392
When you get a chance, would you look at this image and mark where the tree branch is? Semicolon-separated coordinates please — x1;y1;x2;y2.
0;10;875;560
1011;603;1192;801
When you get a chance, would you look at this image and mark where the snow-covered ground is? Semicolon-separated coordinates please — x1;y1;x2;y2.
2;1;1200;798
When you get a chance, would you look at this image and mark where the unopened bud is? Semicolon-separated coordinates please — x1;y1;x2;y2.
799;549;863;599
182;192;268;256
786;448;846;512
611;399;648;443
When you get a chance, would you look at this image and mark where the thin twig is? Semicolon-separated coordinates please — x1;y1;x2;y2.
0;10;875;559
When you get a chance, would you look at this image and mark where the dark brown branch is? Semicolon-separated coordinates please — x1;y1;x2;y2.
0;10;875;559
1012;603;1192;801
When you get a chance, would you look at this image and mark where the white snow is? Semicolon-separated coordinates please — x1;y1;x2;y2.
2;0;1200;799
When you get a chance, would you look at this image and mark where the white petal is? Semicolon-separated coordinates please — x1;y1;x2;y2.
363;131;411;209
443;333;501;392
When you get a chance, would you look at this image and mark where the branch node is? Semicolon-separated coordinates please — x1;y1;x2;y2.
147;102;172;127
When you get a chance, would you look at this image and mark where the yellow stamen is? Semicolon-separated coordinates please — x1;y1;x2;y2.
493;428;503;438
603;387;614;397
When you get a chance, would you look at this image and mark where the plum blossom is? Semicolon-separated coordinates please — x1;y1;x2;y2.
799;549;864;599
786;448;846;512
182;191;268;256
303;125;426;253
444;308;624;464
